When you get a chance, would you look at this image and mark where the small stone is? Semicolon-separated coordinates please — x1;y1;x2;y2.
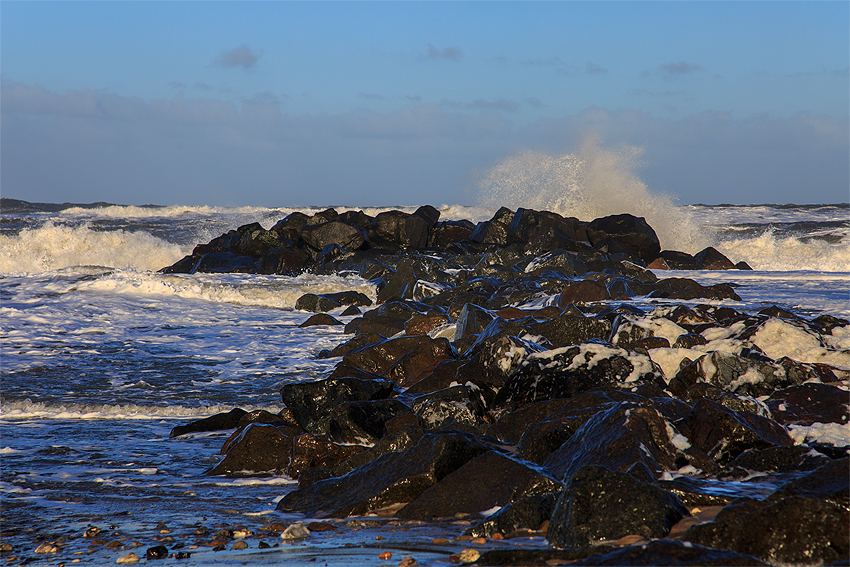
471;537;486;544
0;543;12;552
280;521;311;540
432;538;451;545
491;533;504;540
258;541;271;549
379;551;392;560
397;557;418;567
457;549;480;563
376;535;385;541
145;545;168;560
116;552;139;564
232;541;248;550
35;542;59;554
173;552;191;559
232;528;252;539
84;527;101;538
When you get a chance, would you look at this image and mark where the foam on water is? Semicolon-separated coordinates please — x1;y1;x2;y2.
0;222;188;274
714;227;849;272
0;399;281;420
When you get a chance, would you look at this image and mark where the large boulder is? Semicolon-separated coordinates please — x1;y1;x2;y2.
279;377;397;433
368;210;430;249
276;430;491;517
547;465;688;548
586;214;661;263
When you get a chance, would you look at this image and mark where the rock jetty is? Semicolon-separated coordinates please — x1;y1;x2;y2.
168;206;848;566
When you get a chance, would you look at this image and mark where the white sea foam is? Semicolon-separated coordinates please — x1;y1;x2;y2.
715;228;849;272
0;399;283;420
0;222;188;275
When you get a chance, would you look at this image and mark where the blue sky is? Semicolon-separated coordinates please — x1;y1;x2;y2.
2;1;848;207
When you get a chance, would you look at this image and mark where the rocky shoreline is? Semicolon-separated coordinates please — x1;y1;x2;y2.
162;205;849;566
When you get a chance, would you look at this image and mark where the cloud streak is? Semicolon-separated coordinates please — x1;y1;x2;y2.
424;44;463;61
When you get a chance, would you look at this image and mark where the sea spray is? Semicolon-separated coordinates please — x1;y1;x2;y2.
0;222;188;274
476;138;713;254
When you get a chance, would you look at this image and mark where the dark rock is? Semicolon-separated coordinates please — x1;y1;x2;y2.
547;465;688;548
474;548;615;566
766;383;850;426
411;385;488;429
376;261;417;303
368;210;429;250
279;377;397;433
570;540;768;566
684;496;849;566
524;249;586;277
428;220;475;249
528;315;612;347
257;246;310;274
299;313;343;327
236;227;283;257
271;212;312;236
170;408;248;438
543;402;717;482
318;399;413;444
694;246;735;270
484;398;571;444
677;398;793;466
658;250;698;270
767;457;850;509
206;424;293;475
344;315;405;336
491;341;663;416
673;333;708;349
654;476;746;508
506;208;581;255
465;492;559;538
337;210;373;229
287;433;367;479
718;445;830;480
146;546;169;560
454;303;497;342
557;280;613;305
395;450;561;520
322;333;385;358
469;207;514;245
669;351;800;398
382;337;456;388
813;313;850;333
195;251;257;273
298;467;334;488
334;424;424;476
646;277;741;301
587;214;661;263
412;205;440;229
403;359;467;395
276;430;491;517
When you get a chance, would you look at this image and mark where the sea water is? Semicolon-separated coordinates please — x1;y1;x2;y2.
1;167;848;564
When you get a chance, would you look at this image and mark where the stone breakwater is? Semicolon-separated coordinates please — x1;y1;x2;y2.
167;206;848;566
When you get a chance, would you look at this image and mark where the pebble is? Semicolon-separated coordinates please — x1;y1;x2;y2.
379;551;392;560
83;527;101;538
232;541;248;550
35;542;59;554
145;545;168;560
0;543;12;552
457;549;480;563
280;522;311;540
397;557;418;567
432;538;451;545
115;552;139;564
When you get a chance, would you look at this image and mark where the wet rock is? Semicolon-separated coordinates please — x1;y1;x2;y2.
490;341;664;416
668;351;798;398
195;251;257;273
694;247;735;270
344;315;405;336
683;496;849;566
382;337;456;388
766;457;850;509
206;424;293;475
506;209;580;255
411;385;488;429
299;313;343;327
570;540;768;566
236;227;283;257
646;277;741;301
543;402;717;482
517;402;612;465
484;398;571;444
322;333;385;358
404;313;451;336
116;552;140;564
718;445;830;480
765;382;850;426
403;359;467;395
586;214;661;263
676;398;793;466
276;430;491;517
463;335;548;392
469;207;514;245
377;261;417;303
287;433;367;479
170;408;248;438
297;467;334;487
454;303;497;342
279;377;397;433
295;291;372;313
395;450;561;520
368;211;429;250
557;280;613;305
656;250;698;270
318;399;413;444
547;465;688;548
145;545;169;560
300;221;367;253
465;492;559;538
528;315;612;347
429;220;475;249
334;424;424;476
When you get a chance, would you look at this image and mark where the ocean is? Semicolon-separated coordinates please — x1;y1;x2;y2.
1;197;848;565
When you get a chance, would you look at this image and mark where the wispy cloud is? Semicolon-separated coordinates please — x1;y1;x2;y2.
441;98;520;113
658;61;703;78
214;45;262;69
424;44;463;61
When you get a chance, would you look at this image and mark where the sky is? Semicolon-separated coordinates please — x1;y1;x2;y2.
1;1;848;207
